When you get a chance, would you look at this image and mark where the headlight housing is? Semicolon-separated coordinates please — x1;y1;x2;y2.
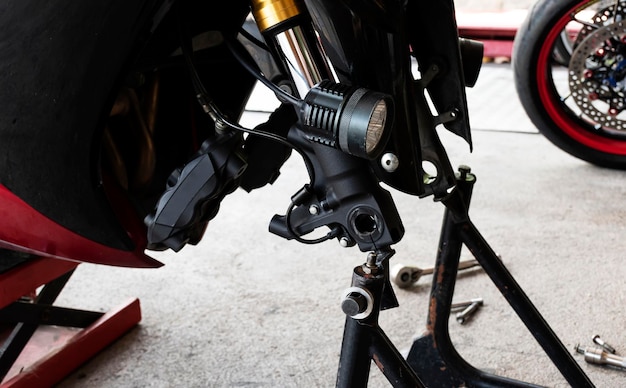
299;81;394;159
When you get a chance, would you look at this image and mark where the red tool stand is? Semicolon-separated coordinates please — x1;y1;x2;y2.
456;10;528;59
0;250;141;387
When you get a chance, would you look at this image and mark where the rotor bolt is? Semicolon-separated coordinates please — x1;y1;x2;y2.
584;69;594;79
588;92;599;101
609;107;619;116
596;48;606;57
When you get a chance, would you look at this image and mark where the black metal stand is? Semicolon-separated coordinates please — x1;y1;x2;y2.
336;251;425;388
336;167;595;387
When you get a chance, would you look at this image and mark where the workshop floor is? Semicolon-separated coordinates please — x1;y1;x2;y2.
47;56;626;388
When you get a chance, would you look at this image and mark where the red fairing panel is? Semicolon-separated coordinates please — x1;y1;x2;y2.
0;185;162;268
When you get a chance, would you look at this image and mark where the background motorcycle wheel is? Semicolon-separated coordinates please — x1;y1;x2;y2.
513;0;626;169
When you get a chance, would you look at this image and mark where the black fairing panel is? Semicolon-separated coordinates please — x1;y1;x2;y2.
407;0;472;146
304;0;471;195
0;0;165;250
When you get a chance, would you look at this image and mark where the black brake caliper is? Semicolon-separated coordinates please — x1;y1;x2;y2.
144;131;246;251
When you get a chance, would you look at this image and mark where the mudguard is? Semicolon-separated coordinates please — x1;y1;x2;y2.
0;0;169;267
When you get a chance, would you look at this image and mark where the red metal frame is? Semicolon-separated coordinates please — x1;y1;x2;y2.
456;10;526;58
1;298;141;388
0;257;142;387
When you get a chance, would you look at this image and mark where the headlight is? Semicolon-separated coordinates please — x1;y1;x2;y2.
300;81;394;159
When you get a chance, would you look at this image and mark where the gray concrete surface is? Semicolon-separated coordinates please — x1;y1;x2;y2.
50;61;626;387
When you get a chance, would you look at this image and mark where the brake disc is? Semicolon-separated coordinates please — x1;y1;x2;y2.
569;20;626;132
574;1;626;46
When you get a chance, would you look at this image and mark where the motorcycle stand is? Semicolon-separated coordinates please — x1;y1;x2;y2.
336;166;595;388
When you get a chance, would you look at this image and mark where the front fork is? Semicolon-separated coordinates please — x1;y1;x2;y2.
250;0;406;251
249;0;335;98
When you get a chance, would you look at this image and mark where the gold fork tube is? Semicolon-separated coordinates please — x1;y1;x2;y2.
250;0;335;97
250;0;304;32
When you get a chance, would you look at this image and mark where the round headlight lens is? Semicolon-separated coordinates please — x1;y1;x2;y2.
365;100;388;155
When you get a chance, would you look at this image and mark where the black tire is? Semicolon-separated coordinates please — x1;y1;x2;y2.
0;1;255;252
513;0;626;169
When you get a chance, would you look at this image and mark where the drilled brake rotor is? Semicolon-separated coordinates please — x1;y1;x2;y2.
569;20;626;132
574;1;626;46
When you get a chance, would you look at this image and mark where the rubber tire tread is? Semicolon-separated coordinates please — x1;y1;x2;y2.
513;0;626;169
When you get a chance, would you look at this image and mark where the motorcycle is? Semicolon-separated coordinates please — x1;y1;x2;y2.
0;0;597;386
514;0;626;169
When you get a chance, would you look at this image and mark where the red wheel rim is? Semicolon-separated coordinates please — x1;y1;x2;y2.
536;0;626;155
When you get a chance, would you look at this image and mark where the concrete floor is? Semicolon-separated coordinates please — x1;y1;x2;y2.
45;61;626;387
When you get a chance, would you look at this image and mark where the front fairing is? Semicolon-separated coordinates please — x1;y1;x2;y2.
407;0;472;145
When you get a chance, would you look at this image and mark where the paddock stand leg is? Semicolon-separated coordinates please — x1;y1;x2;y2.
0;253;142;387
336;251;426;388
0;269;77;380
406;166;594;387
